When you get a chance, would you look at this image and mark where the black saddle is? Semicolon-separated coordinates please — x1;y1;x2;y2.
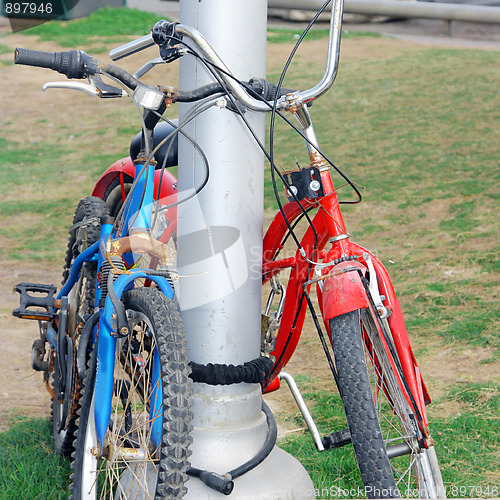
129;120;179;168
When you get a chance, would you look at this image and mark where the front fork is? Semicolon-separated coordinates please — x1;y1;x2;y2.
318;246;431;432
91;161;174;453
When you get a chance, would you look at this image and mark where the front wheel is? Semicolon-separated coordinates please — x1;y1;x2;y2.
70;288;192;499
329;309;445;499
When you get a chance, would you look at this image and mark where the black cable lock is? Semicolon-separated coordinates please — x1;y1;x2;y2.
189;356;274;386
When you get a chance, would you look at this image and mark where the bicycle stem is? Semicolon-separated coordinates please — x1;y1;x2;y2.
292;105;324;164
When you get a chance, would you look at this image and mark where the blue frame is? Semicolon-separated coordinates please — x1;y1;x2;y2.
57;160;174;452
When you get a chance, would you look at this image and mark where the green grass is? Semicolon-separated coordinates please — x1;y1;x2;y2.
278;376;500;498
0;42;14;66
0;417;71;499
20;7;165;51
18;8;379;49
267;26;382;44
1;381;498;498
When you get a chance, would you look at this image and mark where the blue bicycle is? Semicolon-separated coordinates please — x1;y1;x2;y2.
12;25;279;497
13;44;194;498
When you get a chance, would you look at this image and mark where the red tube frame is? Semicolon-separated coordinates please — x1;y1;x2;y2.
93;156;431;432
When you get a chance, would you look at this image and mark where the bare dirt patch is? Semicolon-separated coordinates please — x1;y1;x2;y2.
0;267;60;432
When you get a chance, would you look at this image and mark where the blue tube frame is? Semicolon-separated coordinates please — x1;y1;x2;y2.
57;241;99;301
55;160;174;454
122;162;154;235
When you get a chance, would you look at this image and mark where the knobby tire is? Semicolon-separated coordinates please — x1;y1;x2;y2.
52;196;108;458
329;309;445;499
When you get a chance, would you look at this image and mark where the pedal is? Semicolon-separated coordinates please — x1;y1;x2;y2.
13;283;58;321
322;428;351;450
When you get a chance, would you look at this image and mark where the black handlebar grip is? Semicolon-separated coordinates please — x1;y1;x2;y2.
14;48;99;79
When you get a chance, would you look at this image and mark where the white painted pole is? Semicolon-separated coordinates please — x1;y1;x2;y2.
176;1;315;498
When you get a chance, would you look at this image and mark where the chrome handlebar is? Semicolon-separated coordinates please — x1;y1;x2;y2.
109;0;344;111
109;34;155;61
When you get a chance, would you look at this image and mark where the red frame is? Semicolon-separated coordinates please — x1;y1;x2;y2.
260;169;431;431
93;156;431;433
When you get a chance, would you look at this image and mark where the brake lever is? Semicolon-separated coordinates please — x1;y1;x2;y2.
42;75;126;98
133;56;164;79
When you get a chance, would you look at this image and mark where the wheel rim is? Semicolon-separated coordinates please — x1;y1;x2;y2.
360;309;441;498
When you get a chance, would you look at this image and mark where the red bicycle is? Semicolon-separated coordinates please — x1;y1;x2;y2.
88;17;445;500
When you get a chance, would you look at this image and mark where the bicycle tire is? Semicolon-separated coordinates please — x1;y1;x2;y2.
70;287;192;499
103;173;133;218
53;196;108;458
329;309;445;499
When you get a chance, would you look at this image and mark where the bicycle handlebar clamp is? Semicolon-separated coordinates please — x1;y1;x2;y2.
152;20;184;63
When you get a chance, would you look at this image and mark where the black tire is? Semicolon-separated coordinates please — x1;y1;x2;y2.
52;365;78;458
70;287;192;499
103;174;133;218
330;309;445;499
52;197;109;458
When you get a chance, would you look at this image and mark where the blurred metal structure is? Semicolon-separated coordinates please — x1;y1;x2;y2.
269;0;500;24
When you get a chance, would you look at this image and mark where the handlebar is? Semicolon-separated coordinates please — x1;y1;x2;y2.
106;0;344;111
15;0;343;114
172;0;344;110
14;48;138;89
109;34;155;62
14;46;294;106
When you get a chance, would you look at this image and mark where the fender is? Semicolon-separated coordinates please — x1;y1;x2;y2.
91;156;178;203
318;260;369;322
318;253;431;428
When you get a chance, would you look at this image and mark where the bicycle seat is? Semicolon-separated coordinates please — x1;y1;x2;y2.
129;120;179;167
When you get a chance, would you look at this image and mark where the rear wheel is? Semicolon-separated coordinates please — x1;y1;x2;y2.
103;173;133;218
330;309;445;499
70;287;192;499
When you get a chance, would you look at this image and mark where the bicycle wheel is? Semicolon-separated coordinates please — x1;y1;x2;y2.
53;196;109;457
329;309;445;499
70;287;192;499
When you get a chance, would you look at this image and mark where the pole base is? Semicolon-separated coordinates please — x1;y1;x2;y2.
184;446;316;499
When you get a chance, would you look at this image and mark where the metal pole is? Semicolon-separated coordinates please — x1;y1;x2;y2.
177;1;315;498
269;0;500;24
